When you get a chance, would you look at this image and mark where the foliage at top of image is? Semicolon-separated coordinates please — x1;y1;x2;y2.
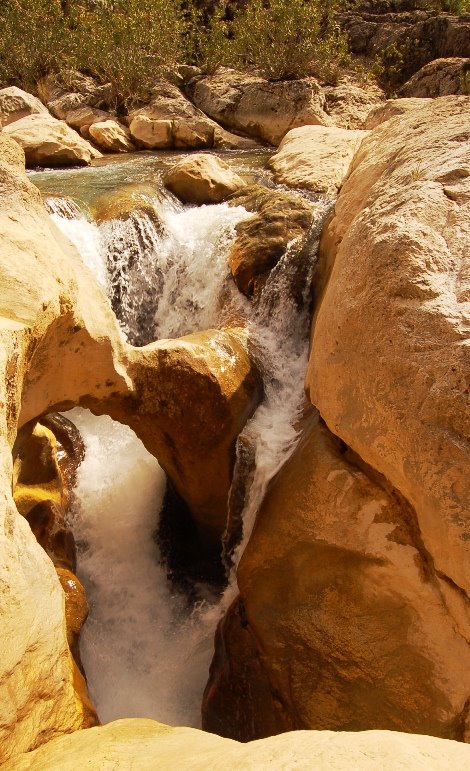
192;0;352;81
0;0;355;107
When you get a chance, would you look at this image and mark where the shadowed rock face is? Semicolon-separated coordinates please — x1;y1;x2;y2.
0;133;261;761
203;414;470;741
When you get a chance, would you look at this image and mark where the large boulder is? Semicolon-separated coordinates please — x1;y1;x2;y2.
203;415;470;740
0;86;49;128
400;57;470;97
189;69;331;146
227;185;314;298
3;114;101;167
163;153;246;205
307;97;470;601
0;133;260;760
268;125;369;196
5;718;470;770
129;80;216;150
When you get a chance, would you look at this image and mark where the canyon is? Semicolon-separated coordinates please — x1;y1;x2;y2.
0;35;469;771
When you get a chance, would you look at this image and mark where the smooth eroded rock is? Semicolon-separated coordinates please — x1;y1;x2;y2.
204;414;470;740
5;718;470;770
0;132;260;759
164;153;246;205
307;96;470;599
4;113;101;167
88;120;136;153
363;97;432;129
268;125;369;195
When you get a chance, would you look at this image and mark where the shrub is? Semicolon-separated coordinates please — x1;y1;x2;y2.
192;0;352;82
0;0;72;89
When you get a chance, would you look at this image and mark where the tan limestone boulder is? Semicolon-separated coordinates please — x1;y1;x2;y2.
268;125;369;196
204;415;470;740
88;120;136;153
400;57;470;98
129;80;216;150
307;97;470;600
189;69;331;146
129;114;173;149
64;105;114;138
4;113;101;167
0;133;260;760
0;86;49;128
227;185;314;297
5;718;470;770
164;153;246;205
363;97;432;129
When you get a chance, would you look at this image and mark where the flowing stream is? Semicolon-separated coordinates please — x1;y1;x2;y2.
31;152;328;728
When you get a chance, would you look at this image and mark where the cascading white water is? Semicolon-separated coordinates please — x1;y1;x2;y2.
46;196;109;291
49;175;329;727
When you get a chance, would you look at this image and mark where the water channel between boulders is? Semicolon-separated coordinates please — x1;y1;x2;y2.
30;150;330;728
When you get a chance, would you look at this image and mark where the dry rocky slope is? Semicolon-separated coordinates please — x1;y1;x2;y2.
203;96;470;741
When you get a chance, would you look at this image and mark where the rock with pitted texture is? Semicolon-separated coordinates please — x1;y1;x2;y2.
400;57;470;98
189;69;331;146
3;113;101;167
164;153;246;205
323;79;385;130
227;185;315;298
307;96;470;607
269;125;369;196
204;414;470;741
0;86;48;128
5;718;470;770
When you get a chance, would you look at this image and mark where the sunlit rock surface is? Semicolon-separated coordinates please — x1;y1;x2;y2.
5;719;470;771
268;125;369;195
0;85;48;127
308;97;470;599
164;153;246;205
3;113;101;167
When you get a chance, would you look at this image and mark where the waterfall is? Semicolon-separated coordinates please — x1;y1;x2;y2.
45;196;108;291
48;172;328;727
